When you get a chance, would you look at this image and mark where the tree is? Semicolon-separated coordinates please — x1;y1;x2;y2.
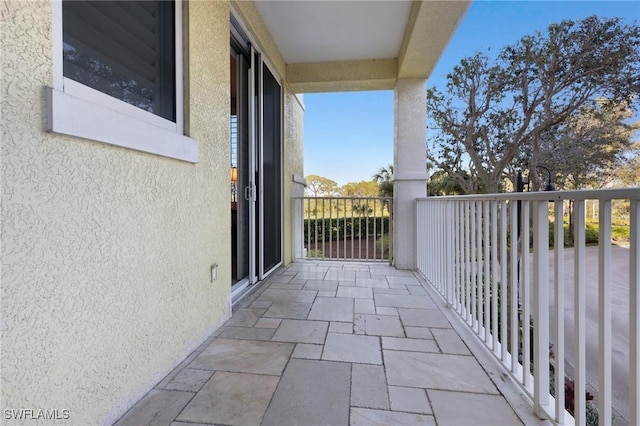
612;151;640;187
427;170;469;196
427;16;640;194
373;165;394;197
341;181;380;197
305;174;339;196
537;100;640;190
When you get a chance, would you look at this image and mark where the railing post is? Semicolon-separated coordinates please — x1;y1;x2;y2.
522;200;531;387
554;200;565;424
510;200;519;374
574;199;586;426
500;200;508;362
630;199;640;425
533;200;550;416
293;197;304;259
447;201;454;305
484;200;491;344
599;200;612;426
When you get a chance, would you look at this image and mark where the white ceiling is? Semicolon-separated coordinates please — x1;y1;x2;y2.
254;0;413;63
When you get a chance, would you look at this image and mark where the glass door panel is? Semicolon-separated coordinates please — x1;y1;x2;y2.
260;63;282;274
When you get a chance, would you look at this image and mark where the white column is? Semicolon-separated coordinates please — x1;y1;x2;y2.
393;79;428;270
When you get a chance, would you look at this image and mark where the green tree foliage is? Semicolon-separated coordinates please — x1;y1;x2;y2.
305;174;339;196
427;170;469;196
612;152;640;187
536;100;640;190
427;16;640;194
341;180;380;197
373;165;394;197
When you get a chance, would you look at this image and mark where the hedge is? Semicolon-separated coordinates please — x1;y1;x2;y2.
303;216;390;240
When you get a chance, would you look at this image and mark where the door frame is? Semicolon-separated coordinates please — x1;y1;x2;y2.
230;11;284;302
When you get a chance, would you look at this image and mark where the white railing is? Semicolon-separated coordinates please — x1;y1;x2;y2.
293;196;392;262
416;188;639;426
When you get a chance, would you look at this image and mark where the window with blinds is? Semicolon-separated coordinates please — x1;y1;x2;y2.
62;1;176;121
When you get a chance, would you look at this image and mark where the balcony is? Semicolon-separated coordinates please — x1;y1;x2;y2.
115;189;638;426
115;261;539;425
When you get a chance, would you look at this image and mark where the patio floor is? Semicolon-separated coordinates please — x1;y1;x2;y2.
114;262;545;426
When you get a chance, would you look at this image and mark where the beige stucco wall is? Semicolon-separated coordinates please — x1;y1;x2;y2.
1;1;235;425
283;92;305;264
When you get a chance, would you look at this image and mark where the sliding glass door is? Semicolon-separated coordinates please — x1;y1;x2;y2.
231;21;282;293
260;63;282;274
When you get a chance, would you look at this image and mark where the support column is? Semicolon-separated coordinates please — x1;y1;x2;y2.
393;79;428;270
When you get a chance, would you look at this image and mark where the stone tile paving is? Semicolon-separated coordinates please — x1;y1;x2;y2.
114;262;530;426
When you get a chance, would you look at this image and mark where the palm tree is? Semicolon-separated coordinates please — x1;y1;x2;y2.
373;164;394;214
373;165;394;197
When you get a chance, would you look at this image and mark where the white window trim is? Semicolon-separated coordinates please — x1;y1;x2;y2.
47;0;197;163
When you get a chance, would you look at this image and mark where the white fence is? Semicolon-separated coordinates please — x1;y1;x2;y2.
293;197;392;262
416;188;639;425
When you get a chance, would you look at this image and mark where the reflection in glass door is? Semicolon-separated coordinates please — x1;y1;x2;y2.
230;41;250;287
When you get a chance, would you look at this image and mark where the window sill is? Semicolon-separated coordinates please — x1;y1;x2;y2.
45;87;198;163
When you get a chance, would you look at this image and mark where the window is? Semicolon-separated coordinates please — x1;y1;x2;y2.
63;1;175;121
47;0;198;162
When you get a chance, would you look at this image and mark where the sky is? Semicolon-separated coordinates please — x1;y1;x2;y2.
303;1;639;187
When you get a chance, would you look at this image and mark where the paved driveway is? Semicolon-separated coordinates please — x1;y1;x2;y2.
549;245;630;426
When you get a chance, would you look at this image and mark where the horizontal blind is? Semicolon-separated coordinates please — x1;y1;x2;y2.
62;1;175;121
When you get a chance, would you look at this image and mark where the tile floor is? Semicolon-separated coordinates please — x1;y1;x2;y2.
114;262;532;426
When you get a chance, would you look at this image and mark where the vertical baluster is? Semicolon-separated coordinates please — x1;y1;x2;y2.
342;198;346;259
373;199;378;261
523;200;531;386
314;199;319;258
484;200;491;344
554;200;565;424
630;199;640;425
366;198;370;261
436;202;441;290
500;200;508;362
351;199;354;259
492;201;499;352
381;199;385;262
329;198;333;259
456;201;462;311
438;202;449;294
599;199;612;426
510;199;519;374
574;199;586;426
358;199;362;260
451;202;456;305
471;201;477;330
533;200;550;416
477;201;483;335
466;201;472;323
433;202;438;289
305;199;309;259
336;198;340;259
321;198;325;259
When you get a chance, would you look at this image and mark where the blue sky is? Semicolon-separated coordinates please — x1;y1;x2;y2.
303;1;639;186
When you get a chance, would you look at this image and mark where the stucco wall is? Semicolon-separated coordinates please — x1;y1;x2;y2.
283;92;305;264
1;1;232;425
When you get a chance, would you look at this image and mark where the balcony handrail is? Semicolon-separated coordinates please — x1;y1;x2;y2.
293;196;394;200
416;188;639;426
416;186;639;202
292;195;393;263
